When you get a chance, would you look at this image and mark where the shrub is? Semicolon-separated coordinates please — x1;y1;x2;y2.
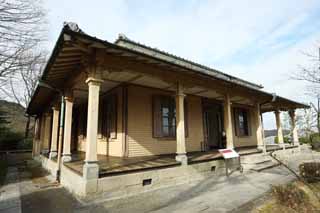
299;136;311;144
17;137;33;149
274;136;290;144
272;183;306;210
300;162;320;183
0;130;24;150
310;133;320;151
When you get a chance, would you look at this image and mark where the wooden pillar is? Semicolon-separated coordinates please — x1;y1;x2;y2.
289;110;299;146
49;107;59;159
42;113;52;154
223;94;234;149
62;96;73;162
32;117;40;158
83;77;103;180
275;110;285;149
255;103;265;153
175;82;187;165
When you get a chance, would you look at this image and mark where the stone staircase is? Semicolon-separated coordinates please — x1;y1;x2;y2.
241;154;280;172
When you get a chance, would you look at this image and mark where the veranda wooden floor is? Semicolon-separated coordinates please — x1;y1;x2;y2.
52;144;297;177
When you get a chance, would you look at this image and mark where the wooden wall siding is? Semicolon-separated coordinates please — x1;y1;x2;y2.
127;85;203;157
75;86;124;156
231;107;258;147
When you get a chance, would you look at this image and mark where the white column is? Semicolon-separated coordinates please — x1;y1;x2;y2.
289;110;299;146
83;77;103;180
175;82;187;165
223;94;234;149
255;103;265;153
275;110;285;149
62;96;73;162
49;107;59;159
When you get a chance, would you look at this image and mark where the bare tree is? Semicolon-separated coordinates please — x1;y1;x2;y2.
2;50;47;137
0;0;47;138
0;0;46;85
293;48;320;133
296;108;317;137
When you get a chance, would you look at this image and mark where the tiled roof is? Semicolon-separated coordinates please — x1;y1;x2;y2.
115;34;263;90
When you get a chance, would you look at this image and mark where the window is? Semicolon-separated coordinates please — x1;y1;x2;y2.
161;98;176;137
102;94;117;139
100;94;117;139
234;108;250;136
153;95;188;138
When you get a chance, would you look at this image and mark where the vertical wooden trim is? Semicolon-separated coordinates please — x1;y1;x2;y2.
201;98;208;151
233;108;240;136
184;99;189;138
247;109;252;136
122;85;129;157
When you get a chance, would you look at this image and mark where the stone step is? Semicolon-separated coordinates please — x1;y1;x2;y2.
241;155;272;164
250;161;280;172
255;159;272;165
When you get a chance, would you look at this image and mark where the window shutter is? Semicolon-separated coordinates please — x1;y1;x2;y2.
153;96;162;137
98;98;103;138
79;104;87;138
109;94;117;139
101;98;107;138
184;100;189;137
247;110;252;136
233;108;240;136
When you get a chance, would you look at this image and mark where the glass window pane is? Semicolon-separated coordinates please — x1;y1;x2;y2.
163;126;169;136
162;107;169;116
163;117;169;126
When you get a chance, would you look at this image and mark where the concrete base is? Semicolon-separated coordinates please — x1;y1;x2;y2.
41;149;50;155
278;143;286;150
37;147;302;199
37;155;58;178
61;155;72;162
83;163;99;180
49;151;57;159
175;154;188;165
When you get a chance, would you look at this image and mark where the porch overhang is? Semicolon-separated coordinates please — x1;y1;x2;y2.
26;23;309;115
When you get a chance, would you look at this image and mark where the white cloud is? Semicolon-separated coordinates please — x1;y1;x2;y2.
44;0;320;129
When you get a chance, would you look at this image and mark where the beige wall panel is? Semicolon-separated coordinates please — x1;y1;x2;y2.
75;87;124;157
232;107;258;147
127;85;203;157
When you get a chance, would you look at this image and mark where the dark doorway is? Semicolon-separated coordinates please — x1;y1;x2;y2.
202;99;225;150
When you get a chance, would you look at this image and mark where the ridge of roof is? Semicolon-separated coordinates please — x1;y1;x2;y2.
114;34;264;90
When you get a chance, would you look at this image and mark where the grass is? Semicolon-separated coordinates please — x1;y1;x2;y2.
254;181;320;213
0;153;8;186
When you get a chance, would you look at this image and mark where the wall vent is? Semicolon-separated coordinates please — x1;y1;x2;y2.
142;178;152;186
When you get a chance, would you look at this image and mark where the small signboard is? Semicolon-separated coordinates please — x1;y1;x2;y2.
218;149;239;159
218;148;243;176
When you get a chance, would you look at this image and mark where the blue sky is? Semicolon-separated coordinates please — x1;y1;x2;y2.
44;0;320;129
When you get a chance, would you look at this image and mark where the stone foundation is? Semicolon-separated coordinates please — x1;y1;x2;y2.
36;148;300;199
39;155;58;178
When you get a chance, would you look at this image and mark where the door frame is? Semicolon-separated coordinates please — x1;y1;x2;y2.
201;98;225;151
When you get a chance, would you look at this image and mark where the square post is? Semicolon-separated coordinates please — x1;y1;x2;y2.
289;110;300;147
175;82;188;165
49;107;59;159
223;94;234;149
275;110;285;150
83;77;103;180
62;96;73;162
255;103;265;153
